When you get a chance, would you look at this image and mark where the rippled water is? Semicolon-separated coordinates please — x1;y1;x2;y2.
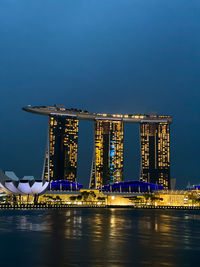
0;209;200;266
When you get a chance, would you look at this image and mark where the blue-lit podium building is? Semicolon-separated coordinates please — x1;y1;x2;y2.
102;180;163;193
49;180;83;191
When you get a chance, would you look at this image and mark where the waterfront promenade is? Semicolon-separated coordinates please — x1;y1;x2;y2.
0;203;199;210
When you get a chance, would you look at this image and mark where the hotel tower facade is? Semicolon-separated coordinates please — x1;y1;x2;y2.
89;120;124;189
43;115;79;182
23;106;172;189
140;122;170;189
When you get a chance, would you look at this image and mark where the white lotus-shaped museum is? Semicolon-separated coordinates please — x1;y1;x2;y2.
0;169;49;195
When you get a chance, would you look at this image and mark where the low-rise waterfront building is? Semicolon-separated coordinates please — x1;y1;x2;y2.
154;190;200;206
0;168;200;208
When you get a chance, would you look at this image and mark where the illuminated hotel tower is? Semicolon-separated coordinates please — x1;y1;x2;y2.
43;115;79;182
90;120;124;189
140;122;170;189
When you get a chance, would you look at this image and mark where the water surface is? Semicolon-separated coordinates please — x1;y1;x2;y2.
0;209;199;266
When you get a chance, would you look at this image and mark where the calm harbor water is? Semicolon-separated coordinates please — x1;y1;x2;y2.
0;209;199;267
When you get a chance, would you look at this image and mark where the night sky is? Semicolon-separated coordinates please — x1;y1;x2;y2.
0;0;200;188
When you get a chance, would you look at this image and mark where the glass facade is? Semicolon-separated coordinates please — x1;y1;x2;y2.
36;107;171;190
102;180;163;193
43;115;79;182
140;122;170;189
50;180;83;191
90;120;124;189
42;146;49;180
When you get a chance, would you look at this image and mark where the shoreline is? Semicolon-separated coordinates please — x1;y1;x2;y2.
0;204;199;210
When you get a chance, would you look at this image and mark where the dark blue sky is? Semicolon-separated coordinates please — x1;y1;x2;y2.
0;0;200;188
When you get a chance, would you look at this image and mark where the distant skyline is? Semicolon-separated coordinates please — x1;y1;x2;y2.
0;0;200;188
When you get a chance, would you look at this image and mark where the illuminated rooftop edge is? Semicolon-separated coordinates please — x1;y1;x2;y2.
22;106;172;123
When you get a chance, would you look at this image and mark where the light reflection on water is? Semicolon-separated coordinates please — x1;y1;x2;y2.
0;209;200;266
